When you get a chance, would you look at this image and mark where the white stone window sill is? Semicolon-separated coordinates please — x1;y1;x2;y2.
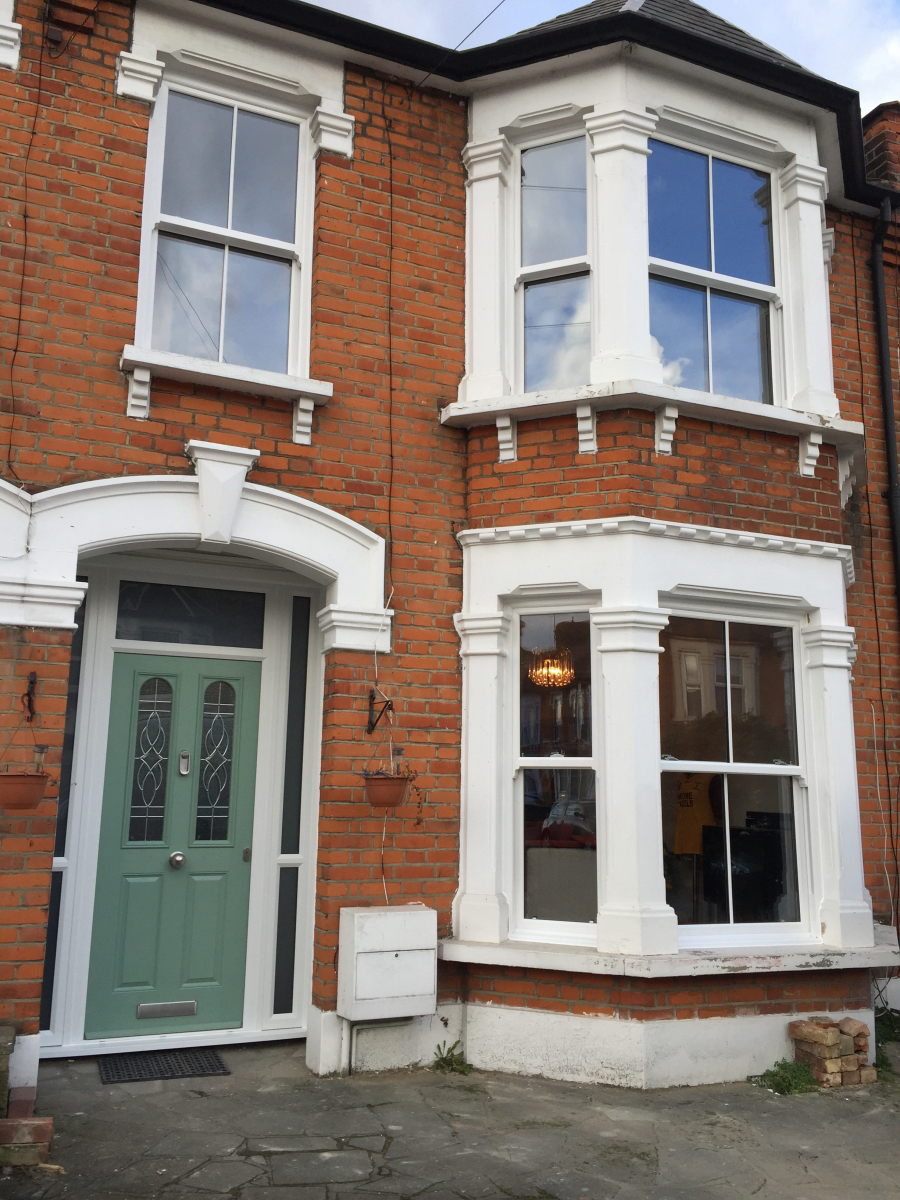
438;923;900;979
120;346;333;445
441;379;863;478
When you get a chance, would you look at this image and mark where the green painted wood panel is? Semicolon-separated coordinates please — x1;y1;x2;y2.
85;653;261;1040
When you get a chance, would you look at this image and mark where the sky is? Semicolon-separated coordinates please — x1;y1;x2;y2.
309;0;900;116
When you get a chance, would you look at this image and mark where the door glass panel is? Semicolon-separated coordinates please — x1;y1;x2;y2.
161;92;233;227
523;769;596;922
222;249;291;372
520;612;591;757
650;276;708;391
117;582;265;648
153;234;224;361
521;137;587;267
128;677;173;842
232;110;299;242
648;139;711;270
524;274;590;392
195;681;236;842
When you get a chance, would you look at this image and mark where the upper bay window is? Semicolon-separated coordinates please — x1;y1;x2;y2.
150;90;302;375
520;137;591;392
648;140;774;404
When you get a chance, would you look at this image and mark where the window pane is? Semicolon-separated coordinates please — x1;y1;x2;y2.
520;612;591;757
712;158;773;285
524;769;596;922
710;291;770;403
648;140;710;270
117;582;265;648
524;275;590;391
128;678;173;843
195;681;236;842
661;772;728;924
223;250;291;372
233;110;299;242
727;775;799;923
153;234;223;361
521;137;587;267
649;277;708;391
659;617;728;762
729;624;798;764
161;92;232;227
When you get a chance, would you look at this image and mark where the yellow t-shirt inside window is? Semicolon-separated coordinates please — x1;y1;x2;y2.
674;773;716;855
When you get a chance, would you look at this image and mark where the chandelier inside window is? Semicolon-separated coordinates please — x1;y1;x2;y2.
528;647;575;689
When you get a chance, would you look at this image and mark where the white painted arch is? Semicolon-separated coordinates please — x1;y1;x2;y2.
0;458;391;649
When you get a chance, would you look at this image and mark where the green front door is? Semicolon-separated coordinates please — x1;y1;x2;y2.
85;653;261;1040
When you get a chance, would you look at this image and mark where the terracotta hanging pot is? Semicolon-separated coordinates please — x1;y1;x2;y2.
0;772;49;811
361;772;410;808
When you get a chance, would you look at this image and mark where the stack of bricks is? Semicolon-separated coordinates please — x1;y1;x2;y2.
788;1016;877;1087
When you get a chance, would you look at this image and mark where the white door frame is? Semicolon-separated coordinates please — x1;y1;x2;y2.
42;552;325;1057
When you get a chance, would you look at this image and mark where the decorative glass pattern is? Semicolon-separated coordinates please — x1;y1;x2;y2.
128;678;173;842
195;681;236;841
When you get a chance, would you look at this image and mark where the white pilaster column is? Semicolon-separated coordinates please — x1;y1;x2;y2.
592;607;679;955
585;108;664;387
454;613;511;943
780;161;839;419
801;626;874;948
458;138;513;404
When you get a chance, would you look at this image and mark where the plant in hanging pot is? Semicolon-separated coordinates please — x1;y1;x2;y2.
361;747;420;808
0;746;51;811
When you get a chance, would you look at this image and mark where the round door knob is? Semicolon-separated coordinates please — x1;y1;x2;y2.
168;851;186;869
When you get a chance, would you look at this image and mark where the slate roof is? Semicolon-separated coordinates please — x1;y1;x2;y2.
497;0;807;74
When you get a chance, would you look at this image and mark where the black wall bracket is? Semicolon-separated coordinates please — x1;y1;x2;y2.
366;689;393;735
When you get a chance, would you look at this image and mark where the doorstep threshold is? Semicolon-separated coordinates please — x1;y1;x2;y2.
438;924;900;978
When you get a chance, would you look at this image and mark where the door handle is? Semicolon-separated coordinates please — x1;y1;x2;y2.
242;847;251;862
169;851;186;869
178;752;190;776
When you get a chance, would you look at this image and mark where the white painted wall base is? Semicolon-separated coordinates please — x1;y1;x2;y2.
9;1034;40;1091
464;1003;875;1088
305;1004;463;1076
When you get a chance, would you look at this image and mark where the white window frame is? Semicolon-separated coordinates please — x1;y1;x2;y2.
659;607;810;949
134;77;315;380
647;134;785;408
511;603;600;947
514;131;595;396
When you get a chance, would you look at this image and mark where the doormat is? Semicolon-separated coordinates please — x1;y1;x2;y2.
97;1047;231;1085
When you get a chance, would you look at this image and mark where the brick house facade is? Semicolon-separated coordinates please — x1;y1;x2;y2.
0;0;898;1097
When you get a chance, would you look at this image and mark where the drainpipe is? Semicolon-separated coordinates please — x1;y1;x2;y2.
872;196;900;606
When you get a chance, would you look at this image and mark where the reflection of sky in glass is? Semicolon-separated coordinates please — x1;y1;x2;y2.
710;292;769;403
161;93;233;227
648;139;710;270
153;235;223;360
713;159;773;285
233;111;299;242
223;251;291;372
649;277;708;391
524;275;590;392
521;137;587;267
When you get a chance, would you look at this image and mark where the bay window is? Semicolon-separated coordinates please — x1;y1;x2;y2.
659;616;802;931
648;139;775;404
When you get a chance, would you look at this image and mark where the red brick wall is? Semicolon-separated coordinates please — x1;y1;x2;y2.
864;103;900;189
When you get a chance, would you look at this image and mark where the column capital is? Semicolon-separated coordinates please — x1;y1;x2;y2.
115;47;165;104
801;624;856;669
311;105;355;158
779;159;828;208
454;613;510;657
591;606;669;653
584;106;658;156
462;137;513;184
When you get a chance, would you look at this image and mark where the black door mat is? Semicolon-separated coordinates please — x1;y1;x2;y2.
98;1047;231;1084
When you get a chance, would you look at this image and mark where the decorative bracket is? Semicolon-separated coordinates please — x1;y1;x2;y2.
126;367;152;418
116;46;165;103
576;404;597;454
366;689;393;735
496;415;517;463
293;397;316;446
184;439;260;545
799;430;823;477
655;404;678;455
311;104;355;158
838;448;857;507
0;5;21;71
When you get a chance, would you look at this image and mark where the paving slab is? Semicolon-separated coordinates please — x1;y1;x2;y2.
269;1148;373;1186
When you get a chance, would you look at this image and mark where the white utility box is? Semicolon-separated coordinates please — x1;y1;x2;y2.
337;904;438;1022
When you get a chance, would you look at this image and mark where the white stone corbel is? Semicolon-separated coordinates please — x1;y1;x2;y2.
496;415;517;463
823;226;836;273
838;447;857;507
185;439;260;546
799;429;823;476
116;46;165;103
575;404;596;454
293;396;316;446
126;367;152;418
316;604;393;653
311;102;354;158
0;0;21;71
654;404;678;455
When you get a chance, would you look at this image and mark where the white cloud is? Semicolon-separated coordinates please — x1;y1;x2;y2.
311;0;900;112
